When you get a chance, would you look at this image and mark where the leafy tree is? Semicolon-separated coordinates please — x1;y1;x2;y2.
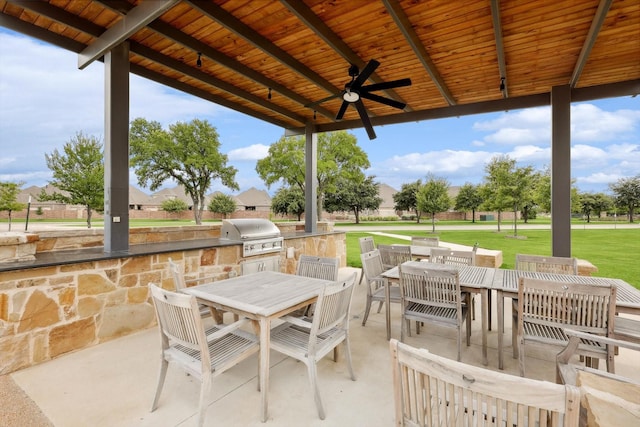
416;175;451;233
0;181;25;231
454;183;483;222
579;192;612;222
161;198;188;219
271;186;305;220
130;118;239;225
39;132;104;228
208;193;237;219
256;131;369;220
502;164;536;236
535;167;581;214
609;175;640;223
393;180;423;223
324;174;383;224
480;155;514;232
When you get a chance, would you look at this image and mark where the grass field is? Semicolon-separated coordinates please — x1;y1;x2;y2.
4;218;638;289
346;229;640;289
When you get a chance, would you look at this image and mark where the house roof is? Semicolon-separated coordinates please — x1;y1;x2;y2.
235;187;272;207
1;0;637;140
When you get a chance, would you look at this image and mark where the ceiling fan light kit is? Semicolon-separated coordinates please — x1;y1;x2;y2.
307;59;411;140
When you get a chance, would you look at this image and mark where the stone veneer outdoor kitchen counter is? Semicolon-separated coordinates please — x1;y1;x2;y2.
0;223;346;374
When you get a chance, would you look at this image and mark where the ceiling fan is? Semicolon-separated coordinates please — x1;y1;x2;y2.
307;59;411;140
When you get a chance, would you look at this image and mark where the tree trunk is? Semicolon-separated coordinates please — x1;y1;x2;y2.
497;210;502;232
86;207;92;229
7;210;12;231
354;208;360;224
472;209;476;223
431;213;436;233
513;206;518;237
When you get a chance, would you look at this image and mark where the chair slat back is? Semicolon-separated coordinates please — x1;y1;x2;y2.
516;254;578;275
390;339;580;427
430;248;475;266
168;257;187;291
399;264;460;309
411;236;440;247
312;273;357;338
518;277;616;334
359;236;376;253
378;244;412;270
296;255;339;281
360;250;384;281
360;250;385;296
149;284;207;356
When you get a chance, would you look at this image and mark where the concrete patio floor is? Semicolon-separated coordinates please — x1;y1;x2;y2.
7;267;640;426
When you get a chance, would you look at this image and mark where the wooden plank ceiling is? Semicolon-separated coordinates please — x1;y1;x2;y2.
1;0;639;139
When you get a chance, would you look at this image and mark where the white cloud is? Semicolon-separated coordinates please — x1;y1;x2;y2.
577;172;624;185
228;144;270;161
472;103;640;147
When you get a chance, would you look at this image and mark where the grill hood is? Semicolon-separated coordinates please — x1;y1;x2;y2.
221;219;281;241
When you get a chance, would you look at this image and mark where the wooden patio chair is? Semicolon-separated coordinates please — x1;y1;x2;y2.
398;263;470;361
149;284;259;427
360;249;401;326
426;248;477;320
410;236;439;247
296;255;340;281
390;339;580;427
269;272;358;420
515;253;578;275
295;255;340;316
511;254;579;357
556;328;640;385
168;258;219;321
430;248;476;266
378;244;412;270
358;236;376;284
517;277;616;377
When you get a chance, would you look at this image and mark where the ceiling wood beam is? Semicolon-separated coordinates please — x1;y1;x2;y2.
78;0;179;69
130;64;291;130
130;42;307;125
186;1;341;99
382;0;456;106
292;79;640;135
490;0;508;98
570;0;613;88
97;1;335;121
279;0;412;112
147;20;335;121
7;0;104;35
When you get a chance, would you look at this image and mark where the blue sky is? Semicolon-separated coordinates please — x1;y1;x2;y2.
1;30;639;196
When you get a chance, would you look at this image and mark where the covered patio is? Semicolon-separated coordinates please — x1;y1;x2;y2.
1;0;638;255
4;266;638;426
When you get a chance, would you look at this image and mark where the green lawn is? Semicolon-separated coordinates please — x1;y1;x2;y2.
346;229;640;289
6;218;638;288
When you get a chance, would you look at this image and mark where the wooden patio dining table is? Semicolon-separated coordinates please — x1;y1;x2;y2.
382;261;495;366
181;271;334;423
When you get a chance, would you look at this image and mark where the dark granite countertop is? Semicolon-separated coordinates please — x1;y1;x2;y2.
0;230;342;272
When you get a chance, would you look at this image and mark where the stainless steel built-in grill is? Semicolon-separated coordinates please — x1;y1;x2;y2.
221;219;284;257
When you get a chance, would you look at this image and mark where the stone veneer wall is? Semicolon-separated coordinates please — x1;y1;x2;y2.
0;223;345;375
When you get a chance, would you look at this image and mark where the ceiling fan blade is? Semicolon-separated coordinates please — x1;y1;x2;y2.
335;100;349;120
355;99;376;140
360;92;407;110
305;92;341;108
351;59;380;91
361;78;412;93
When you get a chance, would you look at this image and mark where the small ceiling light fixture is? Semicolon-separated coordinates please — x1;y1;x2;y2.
499;77;505;92
268;87;272;100
196;52;202;68
313;110;317;120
